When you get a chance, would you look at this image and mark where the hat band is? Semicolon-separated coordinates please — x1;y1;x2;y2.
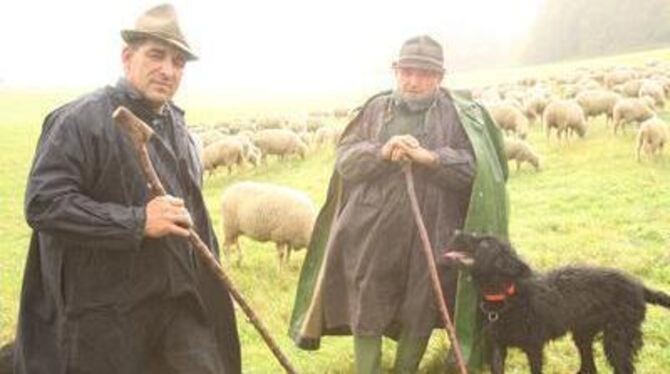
398;55;443;67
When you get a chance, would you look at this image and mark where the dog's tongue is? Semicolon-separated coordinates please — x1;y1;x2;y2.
442;251;474;265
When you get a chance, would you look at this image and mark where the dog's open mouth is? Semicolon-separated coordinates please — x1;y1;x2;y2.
442;251;474;266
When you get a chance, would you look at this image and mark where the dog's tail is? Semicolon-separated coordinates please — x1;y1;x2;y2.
644;287;670;309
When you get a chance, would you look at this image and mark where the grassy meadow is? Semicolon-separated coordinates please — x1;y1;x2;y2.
1;48;670;373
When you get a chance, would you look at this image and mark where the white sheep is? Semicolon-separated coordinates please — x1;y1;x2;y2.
488;103;529;139
253;129;308;161
636;117;668;161
198;129;227;147
619;79;644;98
605;69;637;88
202;138;246;175
543;100;587;141
524;95;549;125
314;126;344;148
612;98;656;135
638;80;666;109
575;90;621;125
221;182;317;269
223;134;261;168
649;75;670;98
504;137;541;171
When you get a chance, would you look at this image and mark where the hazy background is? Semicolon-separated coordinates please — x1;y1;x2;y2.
1;0;669;102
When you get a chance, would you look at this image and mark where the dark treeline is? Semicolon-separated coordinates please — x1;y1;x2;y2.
524;0;670;63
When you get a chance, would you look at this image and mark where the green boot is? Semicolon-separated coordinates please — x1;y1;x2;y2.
354;336;382;374
393;333;429;374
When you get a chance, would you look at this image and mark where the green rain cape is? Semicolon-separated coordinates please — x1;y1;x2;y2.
289;89;509;371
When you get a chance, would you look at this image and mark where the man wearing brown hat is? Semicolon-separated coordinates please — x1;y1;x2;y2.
14;4;241;373
289;35;509;372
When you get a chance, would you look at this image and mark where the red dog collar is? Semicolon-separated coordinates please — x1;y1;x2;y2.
483;283;516;302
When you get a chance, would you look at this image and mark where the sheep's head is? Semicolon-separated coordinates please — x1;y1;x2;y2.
297;142;308;159
574;122;586;138
245;145;261;166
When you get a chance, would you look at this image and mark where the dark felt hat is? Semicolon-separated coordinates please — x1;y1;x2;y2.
393;35;444;72
121;4;197;61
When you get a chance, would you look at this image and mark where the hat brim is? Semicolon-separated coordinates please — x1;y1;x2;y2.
121;30;198;61
393;58;444;73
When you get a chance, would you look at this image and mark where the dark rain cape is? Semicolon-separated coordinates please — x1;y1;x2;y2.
289;88;509;371
15;81;241;374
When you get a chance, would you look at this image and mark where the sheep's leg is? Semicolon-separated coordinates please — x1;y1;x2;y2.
223;240;232;264
235;240;242;267
276;243;286;272
516;160;521;171
286;246;292;266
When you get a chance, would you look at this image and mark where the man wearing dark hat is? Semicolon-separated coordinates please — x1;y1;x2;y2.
14;4;241;373
289;35;509;372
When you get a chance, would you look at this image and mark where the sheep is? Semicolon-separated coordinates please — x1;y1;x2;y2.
576;78;602;91
575;90;621;125
333;107;350;119
253;129;308;161
198;129;227;147
649;74;670;98
201;138;246;175
190;131;205;165
543;100;587;141
487;103;529;139
636;117;668;161
612;98;656;135
256;117;286;130
222;134;261;168
474;86;502;104
504;137;541;171
605;69;637;88
221;181;317;269
298;131;315;149
524;95;549;125
314;126;343;148
638;80;666;109
619;79;644;97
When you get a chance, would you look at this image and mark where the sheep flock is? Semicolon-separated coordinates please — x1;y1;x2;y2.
190;59;669;270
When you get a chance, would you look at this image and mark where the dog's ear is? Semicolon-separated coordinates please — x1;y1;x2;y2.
509;258;532;278
448;230;479;253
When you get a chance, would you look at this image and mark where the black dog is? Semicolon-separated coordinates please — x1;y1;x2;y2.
444;231;670;374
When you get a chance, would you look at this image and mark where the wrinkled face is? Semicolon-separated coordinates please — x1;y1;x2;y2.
444;231;531;295
394;67;443;100
122;38;186;112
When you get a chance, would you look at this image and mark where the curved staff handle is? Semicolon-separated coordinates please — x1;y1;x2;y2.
113;106;298;374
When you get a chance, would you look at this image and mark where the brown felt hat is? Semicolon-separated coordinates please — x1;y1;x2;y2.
393;35;444;73
121;3;197;61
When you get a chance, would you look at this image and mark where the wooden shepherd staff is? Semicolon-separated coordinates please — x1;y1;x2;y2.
402;163;468;374
113;106;297;374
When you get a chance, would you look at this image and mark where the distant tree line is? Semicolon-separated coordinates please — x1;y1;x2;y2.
524;0;670;63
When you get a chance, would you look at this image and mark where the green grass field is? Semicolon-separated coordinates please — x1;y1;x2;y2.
1;48;669;373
